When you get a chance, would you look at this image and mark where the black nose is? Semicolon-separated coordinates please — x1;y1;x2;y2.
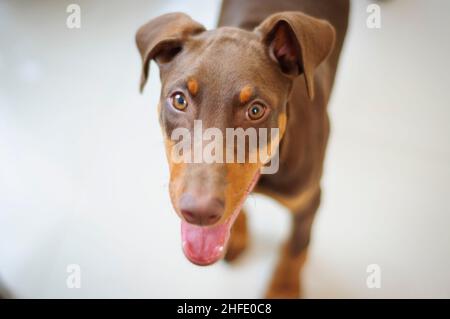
179;193;225;226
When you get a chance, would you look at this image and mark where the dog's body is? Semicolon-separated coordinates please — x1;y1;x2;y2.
219;0;349;298
136;0;349;298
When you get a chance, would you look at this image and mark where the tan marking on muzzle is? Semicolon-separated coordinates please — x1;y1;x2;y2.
223;162;259;222
163;136;187;214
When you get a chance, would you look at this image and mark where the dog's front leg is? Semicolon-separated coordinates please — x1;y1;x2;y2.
265;189;321;298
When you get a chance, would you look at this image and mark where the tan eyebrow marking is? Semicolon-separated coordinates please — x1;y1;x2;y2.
239;85;253;104
187;78;199;96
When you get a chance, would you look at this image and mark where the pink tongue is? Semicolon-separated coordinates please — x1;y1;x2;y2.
181;221;231;266
180;171;260;266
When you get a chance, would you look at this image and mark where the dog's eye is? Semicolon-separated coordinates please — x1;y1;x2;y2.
171;92;188;111
247;104;265;121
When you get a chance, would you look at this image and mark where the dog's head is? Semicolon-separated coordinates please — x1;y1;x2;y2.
136;12;335;265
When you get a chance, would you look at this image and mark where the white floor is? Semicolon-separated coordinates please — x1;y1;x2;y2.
1;0;449;298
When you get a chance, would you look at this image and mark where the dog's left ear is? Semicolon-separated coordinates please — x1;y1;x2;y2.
255;12;336;100
136;12;206;92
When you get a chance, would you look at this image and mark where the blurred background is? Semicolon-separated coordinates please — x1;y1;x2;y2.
1;0;450;298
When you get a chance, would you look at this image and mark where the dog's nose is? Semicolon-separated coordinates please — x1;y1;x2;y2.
179;193;224;226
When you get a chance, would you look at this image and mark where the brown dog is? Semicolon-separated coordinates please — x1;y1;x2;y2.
136;0;349;298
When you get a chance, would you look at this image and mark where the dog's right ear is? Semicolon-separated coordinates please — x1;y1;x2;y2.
136;12;205;92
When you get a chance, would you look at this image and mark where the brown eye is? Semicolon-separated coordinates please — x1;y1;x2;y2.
172;92;188;111
247;104;265;121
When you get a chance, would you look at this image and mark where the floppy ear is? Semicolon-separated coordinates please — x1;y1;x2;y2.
255;12;336;100
136;12;206;92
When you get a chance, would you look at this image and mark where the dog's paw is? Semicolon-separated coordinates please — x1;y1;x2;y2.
264;262;302;298
264;283;300;299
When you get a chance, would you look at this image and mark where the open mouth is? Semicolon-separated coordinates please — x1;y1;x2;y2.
180;171;261;266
